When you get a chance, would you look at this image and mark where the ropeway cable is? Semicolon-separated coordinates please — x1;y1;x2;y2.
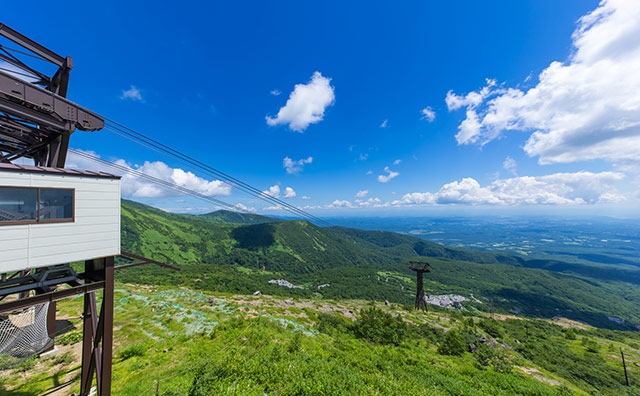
98;118;331;226
102;121;330;226
68;148;255;215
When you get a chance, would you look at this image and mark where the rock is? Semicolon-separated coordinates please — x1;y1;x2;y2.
468;343;478;353
253;291;261;296
513;339;520;344
384;300;390;306
163;349;168;353
476;335;488;344
487;338;499;347
284;299;293;305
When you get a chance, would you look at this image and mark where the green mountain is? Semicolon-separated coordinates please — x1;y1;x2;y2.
118;200;640;330
198;209;279;225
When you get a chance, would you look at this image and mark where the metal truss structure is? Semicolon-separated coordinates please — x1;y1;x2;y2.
0;23;103;167
409;261;431;311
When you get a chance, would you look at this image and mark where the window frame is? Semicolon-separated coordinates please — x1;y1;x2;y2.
0;186;75;226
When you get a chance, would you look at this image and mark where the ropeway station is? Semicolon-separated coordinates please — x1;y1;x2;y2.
0;23;176;395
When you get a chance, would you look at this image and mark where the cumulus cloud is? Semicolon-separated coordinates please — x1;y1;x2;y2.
302;195;311;200
284;187;296;198
393;159;402;165
270;89;281;96
283;156;313;174
378;166;399;183
266;72;335;132
446;1;640;166
420;106;436;122
234;203;257;212
356;190;368;198
263;185;281;198
120;85;144;102
503;156;517;176
66;149;230;198
329;200;355;208
394;171;625;206
380;119;389;128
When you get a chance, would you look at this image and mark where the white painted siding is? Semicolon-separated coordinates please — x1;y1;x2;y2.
0;170;120;273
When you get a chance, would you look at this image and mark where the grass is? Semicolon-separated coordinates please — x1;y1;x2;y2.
2;283;639;396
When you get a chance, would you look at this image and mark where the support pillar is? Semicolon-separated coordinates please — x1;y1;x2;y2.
80;256;115;396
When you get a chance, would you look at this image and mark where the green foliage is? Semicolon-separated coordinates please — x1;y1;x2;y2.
564;328;577;340
48;351;74;366
119;344;146;360
438;330;467;356
480;318;505;338
474;344;512;373
351;307;407;346
581;337;599;353
57;331;82;345
316;312;351;335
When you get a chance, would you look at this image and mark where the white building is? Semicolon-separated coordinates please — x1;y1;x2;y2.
0;163;121;274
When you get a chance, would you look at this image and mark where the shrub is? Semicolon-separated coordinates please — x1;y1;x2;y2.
119;344;146;360
564;329;577;340
49;351;74;366
438;330;466;356
317;313;351;335
479;318;504;338
58;331;82;346
351;307;407;346
474;344;512;373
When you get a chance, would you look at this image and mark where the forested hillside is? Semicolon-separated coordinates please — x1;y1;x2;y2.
117;200;640;330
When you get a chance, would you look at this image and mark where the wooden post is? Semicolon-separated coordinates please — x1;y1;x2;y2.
621;348;629;386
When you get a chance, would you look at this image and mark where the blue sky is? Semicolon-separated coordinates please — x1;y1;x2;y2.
3;0;640;217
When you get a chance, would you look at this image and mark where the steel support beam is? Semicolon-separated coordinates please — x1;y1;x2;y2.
0;281;105;314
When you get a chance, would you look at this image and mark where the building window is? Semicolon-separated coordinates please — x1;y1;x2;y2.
40;189;74;221
0;187;74;225
0;188;37;222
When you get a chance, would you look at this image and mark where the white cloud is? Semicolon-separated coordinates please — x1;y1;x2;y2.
380;119;389;128
120;85;144;102
263;185;280;198
378;166;399;183
359;153;368;161
284;187;296;198
266;71;335;132
234;203;256;212
302;195;311;200
447;1;640;166
420;106;436;122
503;156;517;176
394;171;625;206
355;190;368;198
393;159;402;165
66;149;231;198
283;156;313;174
329;200;355;208
270;89;281;96
366;170;373;175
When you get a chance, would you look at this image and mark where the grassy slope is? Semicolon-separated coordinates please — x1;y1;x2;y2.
117;201;640;330
2;284;639;396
